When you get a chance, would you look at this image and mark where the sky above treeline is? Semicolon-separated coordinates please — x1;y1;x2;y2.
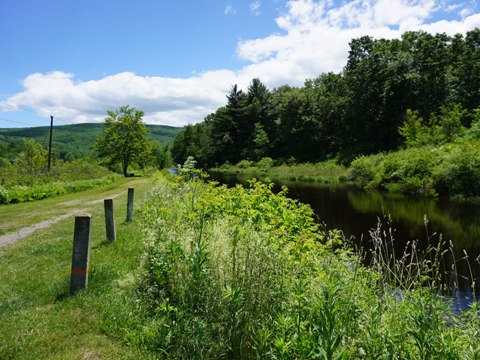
1;0;480;128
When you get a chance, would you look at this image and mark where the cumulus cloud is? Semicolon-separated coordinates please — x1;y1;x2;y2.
3;0;480;126
5;71;238;126
237;0;480;86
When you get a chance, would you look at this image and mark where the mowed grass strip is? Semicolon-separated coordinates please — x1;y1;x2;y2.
0;173;158;360
0;175;152;236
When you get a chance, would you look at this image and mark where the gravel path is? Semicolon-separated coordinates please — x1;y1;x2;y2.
0;191;126;248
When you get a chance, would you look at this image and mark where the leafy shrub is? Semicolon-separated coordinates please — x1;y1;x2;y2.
349;140;480;199
399;106;466;148
177;156;205;181
256;157;274;170
349;153;385;187
236;159;253;169
104;174;480;358
0;186;8;204
432;140;480;197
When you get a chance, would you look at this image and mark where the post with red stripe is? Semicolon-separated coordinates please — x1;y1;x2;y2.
70;213;92;294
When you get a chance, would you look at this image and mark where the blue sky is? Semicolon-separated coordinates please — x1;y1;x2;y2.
1;0;480;128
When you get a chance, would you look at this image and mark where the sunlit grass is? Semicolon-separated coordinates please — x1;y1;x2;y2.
0;174;157;359
0;175;152;236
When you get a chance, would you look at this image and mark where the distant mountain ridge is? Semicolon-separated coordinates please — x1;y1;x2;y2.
0;123;182;161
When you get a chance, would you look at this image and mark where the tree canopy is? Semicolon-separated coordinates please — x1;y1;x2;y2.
95;105;153;176
172;28;480;167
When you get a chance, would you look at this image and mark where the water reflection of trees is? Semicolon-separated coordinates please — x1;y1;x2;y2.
347;190;480;292
347;190;480;250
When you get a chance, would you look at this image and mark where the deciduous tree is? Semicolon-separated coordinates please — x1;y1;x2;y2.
95;105;153;176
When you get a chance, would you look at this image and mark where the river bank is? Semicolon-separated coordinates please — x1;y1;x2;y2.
211;137;480;203
121;172;480;358
212;159;349;184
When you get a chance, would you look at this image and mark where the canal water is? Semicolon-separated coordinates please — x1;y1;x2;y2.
209;172;480;297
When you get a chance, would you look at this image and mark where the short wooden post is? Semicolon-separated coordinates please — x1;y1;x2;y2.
104;198;116;243
126;188;134;222
70;214;92;294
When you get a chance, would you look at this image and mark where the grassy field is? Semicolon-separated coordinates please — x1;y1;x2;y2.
0;173;158;359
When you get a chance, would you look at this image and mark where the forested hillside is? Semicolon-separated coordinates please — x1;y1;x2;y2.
172;29;480;167
0;123;181;161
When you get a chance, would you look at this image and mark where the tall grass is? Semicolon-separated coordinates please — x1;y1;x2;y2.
106;174;480;358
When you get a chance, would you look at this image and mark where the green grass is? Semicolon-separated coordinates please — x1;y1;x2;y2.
0;173;158;359
0;175;152;236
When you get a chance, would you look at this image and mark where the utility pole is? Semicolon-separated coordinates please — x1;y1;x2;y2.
48;115;53;172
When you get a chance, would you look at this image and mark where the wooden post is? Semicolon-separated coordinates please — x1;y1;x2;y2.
126;188;134;222
70;214;92;294
104;198;116;243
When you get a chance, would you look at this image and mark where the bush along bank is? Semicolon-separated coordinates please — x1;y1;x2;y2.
104;172;479;359
349;139;480;201
213;158;349;184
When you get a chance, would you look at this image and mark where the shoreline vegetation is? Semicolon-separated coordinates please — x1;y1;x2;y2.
210;131;480;203
170;29;480;204
211;158;349;184
109;171;480;358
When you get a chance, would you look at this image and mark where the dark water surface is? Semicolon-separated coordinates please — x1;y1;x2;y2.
210;172;480;296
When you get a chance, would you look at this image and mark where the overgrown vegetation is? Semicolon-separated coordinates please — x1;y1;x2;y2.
0;138;121;204
214;158;348;184
104;172;480;358
349;106;480;200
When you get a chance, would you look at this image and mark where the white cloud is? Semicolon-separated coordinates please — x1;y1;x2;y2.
250;1;262;16
3;0;480;126
224;4;236;15
5;71;238;126
459;7;473;18
237;0;480;86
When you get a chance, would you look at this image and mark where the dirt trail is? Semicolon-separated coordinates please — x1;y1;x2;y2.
0;190;127;248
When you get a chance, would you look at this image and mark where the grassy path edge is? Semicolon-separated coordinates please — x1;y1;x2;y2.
0;173;158;359
0;189;129;247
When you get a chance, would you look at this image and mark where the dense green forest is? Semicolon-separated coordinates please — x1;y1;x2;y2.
172;29;480;168
0;123;181;161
